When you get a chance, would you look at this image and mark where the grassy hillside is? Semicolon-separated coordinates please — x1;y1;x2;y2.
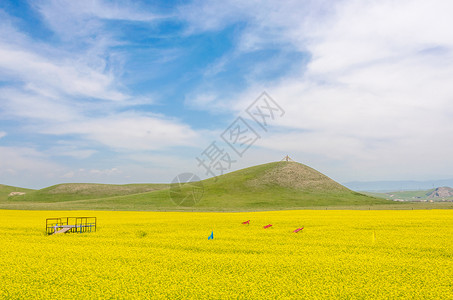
22;183;169;203
196;161;385;209
0;184;35;202
0;162;398;211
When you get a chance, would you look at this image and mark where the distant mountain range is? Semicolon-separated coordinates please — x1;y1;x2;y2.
343;179;453;192
364;186;453;203
427;187;453;199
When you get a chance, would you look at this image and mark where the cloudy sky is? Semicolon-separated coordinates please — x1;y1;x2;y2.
1;0;452;189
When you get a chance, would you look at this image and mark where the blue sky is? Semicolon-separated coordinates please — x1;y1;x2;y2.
1;0;453;188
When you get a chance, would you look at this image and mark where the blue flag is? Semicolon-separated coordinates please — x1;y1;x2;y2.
208;230;214;240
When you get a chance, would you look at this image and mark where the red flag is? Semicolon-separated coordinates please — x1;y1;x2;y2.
242;220;250;225
293;227;304;233
263;224;272;229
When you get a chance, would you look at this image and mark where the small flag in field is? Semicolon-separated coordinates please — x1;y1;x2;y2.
263;224;272;229
293;227;304;233
208;231;214;240
242;220;250;225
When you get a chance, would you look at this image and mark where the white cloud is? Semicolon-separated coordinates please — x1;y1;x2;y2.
90;168;121;175
2;0;452;186
0;45;127;101
35;0;163;39
41;112;200;151
59;164;187;185
47;145;97;159
61;171;75;178
0;3;197;156
0;8;129;106
0;131;6;139
179;0;315;51
0;1;203;187
0;88;80;122
181;0;453;181
0;146;63;187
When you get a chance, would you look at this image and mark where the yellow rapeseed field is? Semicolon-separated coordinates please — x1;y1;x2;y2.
0;209;452;299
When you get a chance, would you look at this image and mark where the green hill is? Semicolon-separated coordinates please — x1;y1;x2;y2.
0;162;395;211
195;161;389;209
24;183;169;203
0;184;35;202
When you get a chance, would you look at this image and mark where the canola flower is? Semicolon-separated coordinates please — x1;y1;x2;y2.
0;209;452;299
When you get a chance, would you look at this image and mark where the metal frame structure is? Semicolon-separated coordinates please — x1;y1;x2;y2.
46;217;97;235
281;155;295;162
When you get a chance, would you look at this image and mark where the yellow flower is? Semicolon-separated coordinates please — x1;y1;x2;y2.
0;209;451;299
